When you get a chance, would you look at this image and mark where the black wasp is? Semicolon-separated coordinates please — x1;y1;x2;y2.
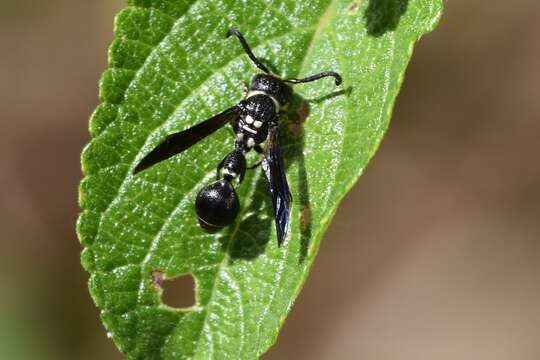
134;28;342;245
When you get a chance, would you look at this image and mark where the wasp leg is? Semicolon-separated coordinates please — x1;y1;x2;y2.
247;145;264;169
247;160;262;170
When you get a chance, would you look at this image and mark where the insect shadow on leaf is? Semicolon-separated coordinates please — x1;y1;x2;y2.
286;95;312;263
307;86;353;105
293;87;352;263
365;0;410;37
224;175;273;260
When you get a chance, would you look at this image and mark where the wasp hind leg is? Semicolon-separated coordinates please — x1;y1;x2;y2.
247;145;264;169
247;161;262;170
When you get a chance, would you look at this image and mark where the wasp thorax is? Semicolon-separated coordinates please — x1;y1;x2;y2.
195;179;239;229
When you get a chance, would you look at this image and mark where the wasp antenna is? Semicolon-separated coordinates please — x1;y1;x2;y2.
226;28;270;74
285;71;342;86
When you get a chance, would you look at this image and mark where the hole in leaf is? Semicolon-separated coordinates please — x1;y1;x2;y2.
152;271;196;309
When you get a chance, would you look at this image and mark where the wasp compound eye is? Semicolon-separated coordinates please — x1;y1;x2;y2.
195;179;239;229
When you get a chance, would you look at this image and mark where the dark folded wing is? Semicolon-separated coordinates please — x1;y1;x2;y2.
134;106;240;174
262;125;292;246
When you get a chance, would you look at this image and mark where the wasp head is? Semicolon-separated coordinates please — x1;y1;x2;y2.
250;74;292;106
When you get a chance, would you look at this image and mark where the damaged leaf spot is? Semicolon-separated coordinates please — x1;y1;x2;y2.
348;0;362;14
152;270;197;309
151;270;165;289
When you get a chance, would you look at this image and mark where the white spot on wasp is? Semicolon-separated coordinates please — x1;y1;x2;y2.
247;138;255;147
242;124;257;134
222;168;237;178
245;115;254;124
247;90;280;111
253;120;263;128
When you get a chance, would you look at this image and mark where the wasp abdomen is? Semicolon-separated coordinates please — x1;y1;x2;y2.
195;179;239;229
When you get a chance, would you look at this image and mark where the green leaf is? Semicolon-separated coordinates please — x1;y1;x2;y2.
78;0;443;358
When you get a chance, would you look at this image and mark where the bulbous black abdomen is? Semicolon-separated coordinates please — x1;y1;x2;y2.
195;179;239;228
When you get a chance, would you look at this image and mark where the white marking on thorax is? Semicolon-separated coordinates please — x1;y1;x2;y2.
245;115;254;124
253;120;263;128
246;138;255;147
242;124;257;134
222;168;238;178
247;90;280;111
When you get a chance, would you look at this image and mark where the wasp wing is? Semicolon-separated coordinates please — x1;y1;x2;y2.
134;106;240;174
262;125;292;246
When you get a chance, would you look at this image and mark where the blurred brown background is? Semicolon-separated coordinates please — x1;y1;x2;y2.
1;1;539;359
